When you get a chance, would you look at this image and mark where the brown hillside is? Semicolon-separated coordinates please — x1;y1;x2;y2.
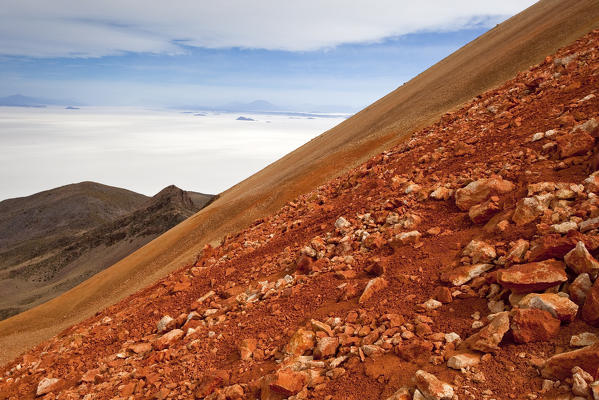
0;184;213;322
1;0;598;366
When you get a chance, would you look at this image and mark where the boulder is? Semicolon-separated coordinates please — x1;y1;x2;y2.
414;370;454;400
518;293;578;322
455;176;515;211
496;259;567;293
542;343;599;380
510;308;560;343
565;241;599;277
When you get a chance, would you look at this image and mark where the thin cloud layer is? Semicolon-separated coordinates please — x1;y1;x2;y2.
1;1;536;57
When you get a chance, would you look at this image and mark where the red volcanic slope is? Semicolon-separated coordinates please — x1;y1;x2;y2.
2;28;599;400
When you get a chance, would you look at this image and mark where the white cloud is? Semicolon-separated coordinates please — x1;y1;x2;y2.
0;0;537;57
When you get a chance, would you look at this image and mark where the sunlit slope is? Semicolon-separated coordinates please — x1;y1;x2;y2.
1;0;598;365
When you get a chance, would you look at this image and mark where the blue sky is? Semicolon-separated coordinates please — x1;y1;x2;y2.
0;1;537;111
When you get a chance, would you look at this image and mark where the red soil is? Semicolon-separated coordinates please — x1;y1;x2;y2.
2;26;599;400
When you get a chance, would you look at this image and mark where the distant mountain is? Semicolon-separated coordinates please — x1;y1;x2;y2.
0;182;214;320
221;99;280;112
236;116;255;121
0;94;83;107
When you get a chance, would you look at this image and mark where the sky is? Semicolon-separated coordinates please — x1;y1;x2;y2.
0;1;537;111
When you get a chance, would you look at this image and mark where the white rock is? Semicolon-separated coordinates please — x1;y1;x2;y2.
551;221;578;234
423;299;442;310
156;315;174;333
447;353;481;369
36;378;61;396
570;332;599;347
444;332;461;343
335;216;351;230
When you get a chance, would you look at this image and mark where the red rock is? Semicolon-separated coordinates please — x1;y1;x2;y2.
153;329;184;350
314;336;339;359
542;343;599;380
583;278;599;325
512;195;550;226
363;232;386;249
441;263;493;286
121;381;137;396
295;254;314;273
462;240;496;263
414;370;454;400
195;372;226;398
129;342;152;355
463;311;510;353
429;187;453;201
434;286;453;303
385;387;411;400
557;131;595;158
518;293;579;322
528;233;580;261
506;239;530;263
359;277;388;304
286;328;315;355
80;368;102;384
364;257;386;276
396;340;434;361
469;197;500;224
239;338;257;361
269;369;307;396
510;308;560;343
580;216;599;232
570;273;592;305
496;259;567;293
455;176;515;211
565;241;599;277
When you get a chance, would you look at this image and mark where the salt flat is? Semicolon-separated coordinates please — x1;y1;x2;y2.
0;106;347;200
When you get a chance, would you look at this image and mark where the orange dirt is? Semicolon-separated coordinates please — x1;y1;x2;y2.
2;21;599;400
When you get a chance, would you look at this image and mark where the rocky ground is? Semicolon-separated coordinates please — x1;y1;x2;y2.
2;29;599;400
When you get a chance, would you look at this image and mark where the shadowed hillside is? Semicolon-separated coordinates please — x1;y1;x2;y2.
0;183;213;321
1;0;598;365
